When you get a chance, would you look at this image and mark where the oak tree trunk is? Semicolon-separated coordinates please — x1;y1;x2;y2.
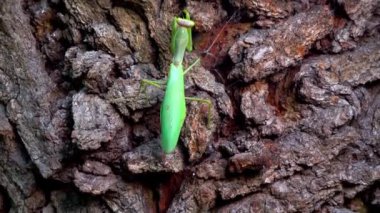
0;0;379;212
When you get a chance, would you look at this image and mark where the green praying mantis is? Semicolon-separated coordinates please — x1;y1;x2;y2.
141;10;212;154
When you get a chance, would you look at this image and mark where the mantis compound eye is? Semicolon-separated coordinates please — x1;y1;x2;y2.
177;18;195;28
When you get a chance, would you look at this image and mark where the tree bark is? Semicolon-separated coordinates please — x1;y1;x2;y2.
0;0;379;212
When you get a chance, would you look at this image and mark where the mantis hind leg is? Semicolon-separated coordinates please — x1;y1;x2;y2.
185;96;212;128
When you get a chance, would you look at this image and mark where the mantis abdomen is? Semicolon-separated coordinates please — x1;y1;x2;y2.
160;63;186;153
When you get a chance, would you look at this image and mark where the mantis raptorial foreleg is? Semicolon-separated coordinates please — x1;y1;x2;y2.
185;97;212;128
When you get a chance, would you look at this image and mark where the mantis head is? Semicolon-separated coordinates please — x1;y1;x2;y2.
171;10;195;65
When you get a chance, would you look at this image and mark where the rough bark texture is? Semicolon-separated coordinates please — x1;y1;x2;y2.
0;0;379;212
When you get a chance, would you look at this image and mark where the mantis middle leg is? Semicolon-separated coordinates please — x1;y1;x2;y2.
185;96;212;128
140;79;167;93
183;58;201;75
